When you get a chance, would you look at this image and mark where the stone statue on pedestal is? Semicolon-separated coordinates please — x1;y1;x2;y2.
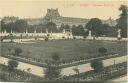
63;29;66;33
88;30;92;37
117;29;121;38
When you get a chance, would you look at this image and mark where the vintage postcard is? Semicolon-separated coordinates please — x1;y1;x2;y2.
0;0;127;82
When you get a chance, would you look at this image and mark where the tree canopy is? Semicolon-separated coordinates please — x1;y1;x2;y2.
72;25;87;36
85;18;118;37
91;59;103;72
7;60;18;72
1;19;28;33
45;22;58;32
116;5;127;37
14;48;22;56
85;18;103;36
98;47;107;56
44;53;61;80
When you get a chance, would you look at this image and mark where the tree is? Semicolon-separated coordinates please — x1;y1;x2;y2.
1;21;15;33
59;23;65;31
101;24;117;37
7;60;18;72
85;18;103;36
1;19;28;33
72;25;86;36
52;53;60;62
14;48;22;56
1;20;5;32
91;59;103;72
14;19;28;33
44;53;61;80
36;24;46;33
45;22;58;32
100;24;110;36
116;5;127;38
1;16;19;32
44;62;61;80
98;47;107;56
64;24;70;30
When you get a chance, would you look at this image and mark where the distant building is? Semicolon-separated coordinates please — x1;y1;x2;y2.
1;8;117;27
43;8;90;27
27;8;116;27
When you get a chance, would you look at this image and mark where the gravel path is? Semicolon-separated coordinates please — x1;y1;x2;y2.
0;55;127;77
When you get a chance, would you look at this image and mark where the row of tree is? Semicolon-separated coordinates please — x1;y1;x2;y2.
1;20;58;33
1;5;127;37
85;18;118;37
1;19;117;37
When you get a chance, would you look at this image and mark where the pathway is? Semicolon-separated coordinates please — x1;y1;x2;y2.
0;55;127;77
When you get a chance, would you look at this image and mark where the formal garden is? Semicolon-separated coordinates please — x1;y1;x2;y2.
1;39;127;63
0;58;126;82
0;4;127;82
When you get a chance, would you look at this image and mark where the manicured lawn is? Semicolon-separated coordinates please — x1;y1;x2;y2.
1;40;127;62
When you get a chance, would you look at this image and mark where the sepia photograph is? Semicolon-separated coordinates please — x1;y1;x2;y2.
0;0;127;82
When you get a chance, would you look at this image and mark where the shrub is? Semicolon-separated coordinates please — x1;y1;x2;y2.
14;48;22;56
98;47;107;56
44;53;61;80
91;59;103;72
7;60;18;72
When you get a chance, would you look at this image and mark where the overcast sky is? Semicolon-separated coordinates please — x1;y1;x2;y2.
0;0;127;20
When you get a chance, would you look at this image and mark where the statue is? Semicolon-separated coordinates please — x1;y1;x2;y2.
63;29;66;33
11;29;13;34
34;29;37;33
88;30;92;37
117;29;121;38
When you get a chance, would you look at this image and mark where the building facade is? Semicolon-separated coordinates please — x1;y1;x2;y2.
25;8;116;27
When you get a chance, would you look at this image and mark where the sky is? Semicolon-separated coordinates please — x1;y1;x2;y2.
0;0;127;20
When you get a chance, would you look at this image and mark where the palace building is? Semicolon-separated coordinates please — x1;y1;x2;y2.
25;8;116;27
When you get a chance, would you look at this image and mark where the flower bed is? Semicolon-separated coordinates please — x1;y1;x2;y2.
59;62;127;81
0;64;44;82
1;53;122;69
